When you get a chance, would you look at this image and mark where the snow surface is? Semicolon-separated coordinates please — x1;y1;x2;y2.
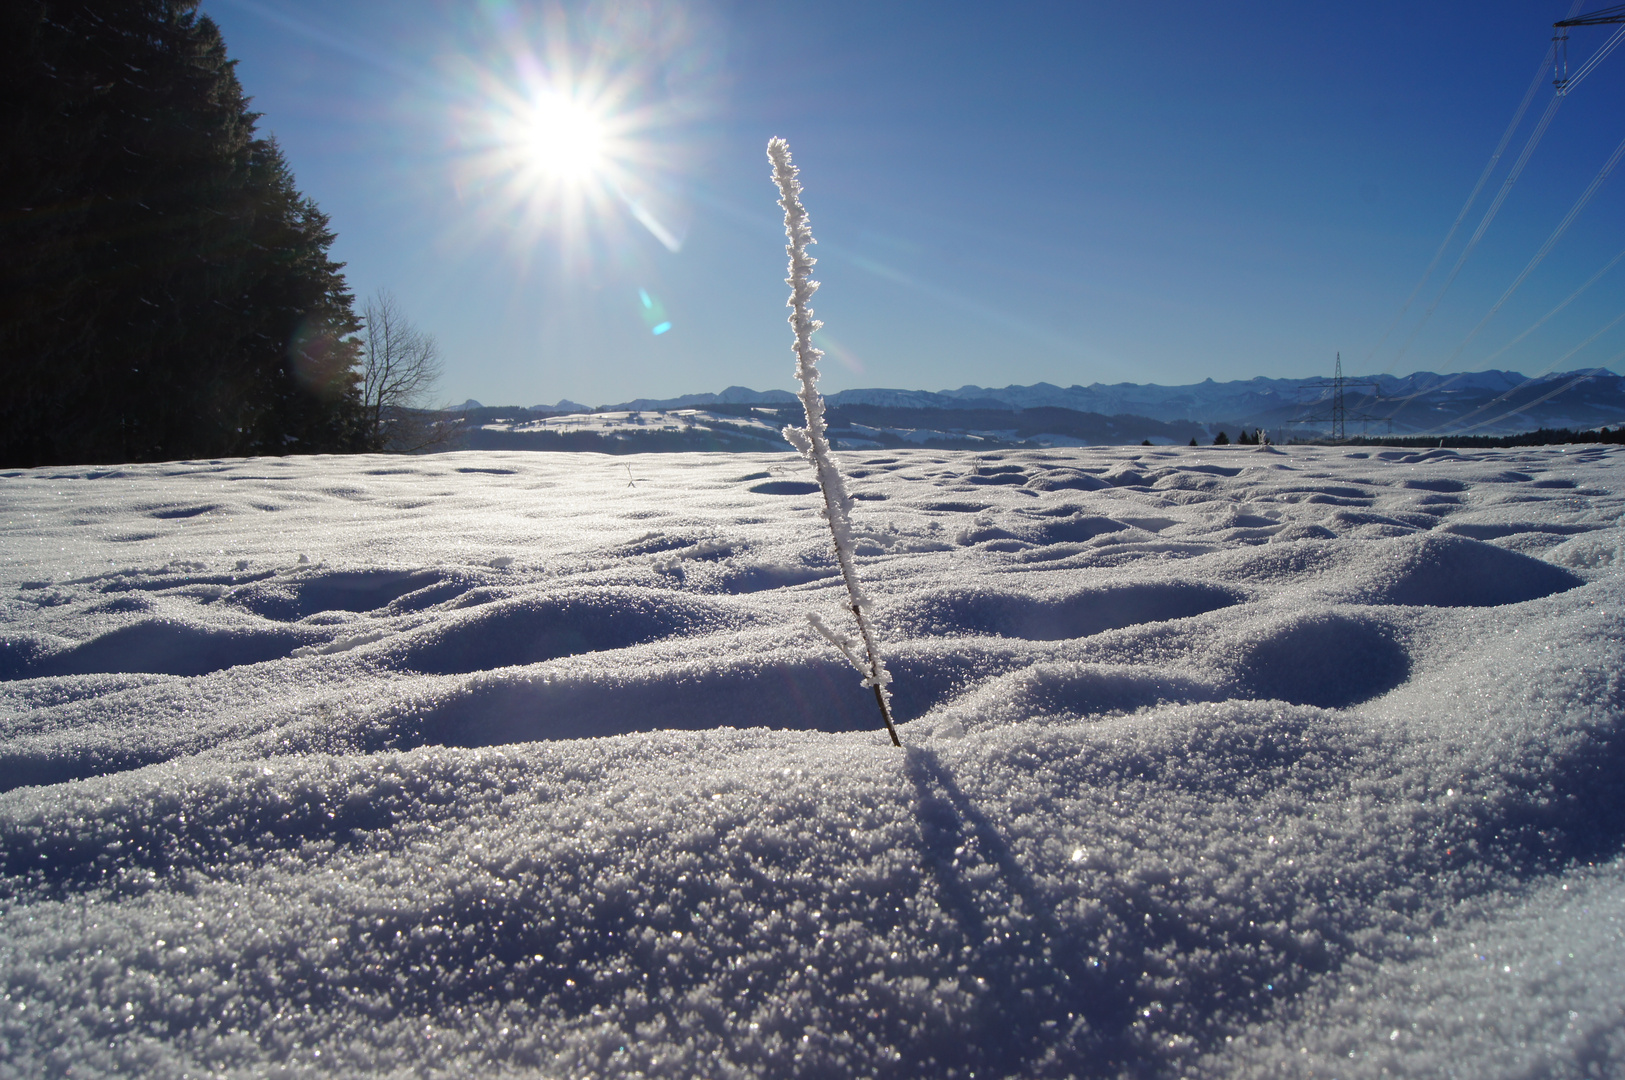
471;407;1046;454
1;444;1623;1078
489;409;786;440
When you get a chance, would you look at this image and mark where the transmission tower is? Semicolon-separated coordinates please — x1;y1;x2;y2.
1289;354;1386;442
1554;4;1625;93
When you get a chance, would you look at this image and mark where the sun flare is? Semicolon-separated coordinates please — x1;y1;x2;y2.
516;93;609;184
444;2;721;262
455;71;634;245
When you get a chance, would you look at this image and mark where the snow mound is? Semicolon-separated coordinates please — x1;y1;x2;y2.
1;445;1622;1077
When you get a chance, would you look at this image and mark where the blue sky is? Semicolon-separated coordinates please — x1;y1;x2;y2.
199;0;1625;406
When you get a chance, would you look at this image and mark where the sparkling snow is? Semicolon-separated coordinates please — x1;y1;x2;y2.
1;444;1622;1077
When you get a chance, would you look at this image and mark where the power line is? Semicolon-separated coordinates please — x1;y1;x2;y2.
1435;125;1625;372
1385;92;1566;373
1375;120;1625;422
1428;309;1625;435
1556;2;1625;26
1370;2;1625;378
1553;24;1625;92
1361;42;1558;370
1371;5;1625;424
1442;362;1623;437
1474;242;1625;368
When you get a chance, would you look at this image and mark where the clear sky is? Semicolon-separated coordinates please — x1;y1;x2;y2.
198;0;1625;407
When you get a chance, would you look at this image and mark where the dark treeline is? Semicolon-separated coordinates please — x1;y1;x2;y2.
2;0;366;468
1320;427;1625;449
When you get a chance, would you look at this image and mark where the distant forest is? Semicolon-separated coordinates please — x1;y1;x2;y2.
1332;427;1625;449
2;0;366;468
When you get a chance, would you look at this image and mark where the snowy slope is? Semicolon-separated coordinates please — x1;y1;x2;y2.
923;372;1541;420
585;373;1559;418
1;444;1623;1078
570;370;1625;437
460;405;1206;454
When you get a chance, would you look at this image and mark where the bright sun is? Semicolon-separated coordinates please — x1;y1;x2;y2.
521;93;608;183
448;8;713;260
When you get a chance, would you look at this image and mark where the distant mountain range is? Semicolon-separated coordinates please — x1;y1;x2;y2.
452;369;1625;451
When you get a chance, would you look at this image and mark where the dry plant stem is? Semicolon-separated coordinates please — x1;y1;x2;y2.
870;683;897;745
768;137;900;748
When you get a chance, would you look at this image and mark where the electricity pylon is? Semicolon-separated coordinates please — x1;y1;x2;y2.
1290;354;1386;442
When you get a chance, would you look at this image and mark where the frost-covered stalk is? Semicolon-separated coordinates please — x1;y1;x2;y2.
768;137;900;747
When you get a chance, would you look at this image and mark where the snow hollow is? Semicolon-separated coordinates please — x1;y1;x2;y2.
2;443;1623;1078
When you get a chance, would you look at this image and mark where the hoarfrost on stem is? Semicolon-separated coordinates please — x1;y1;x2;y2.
768;136;900;746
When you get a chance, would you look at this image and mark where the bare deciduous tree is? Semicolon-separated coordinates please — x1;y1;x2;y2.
360;290;452;452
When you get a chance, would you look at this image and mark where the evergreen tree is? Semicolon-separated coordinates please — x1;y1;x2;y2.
1;0;363;467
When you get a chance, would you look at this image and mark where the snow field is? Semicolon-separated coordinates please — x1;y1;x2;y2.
1;444;1622;1077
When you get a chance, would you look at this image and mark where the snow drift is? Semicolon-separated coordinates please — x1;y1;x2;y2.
1;443;1622;1077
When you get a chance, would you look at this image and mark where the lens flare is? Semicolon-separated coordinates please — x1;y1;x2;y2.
442;1;718;266
813;331;866;374
637;287;673;335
